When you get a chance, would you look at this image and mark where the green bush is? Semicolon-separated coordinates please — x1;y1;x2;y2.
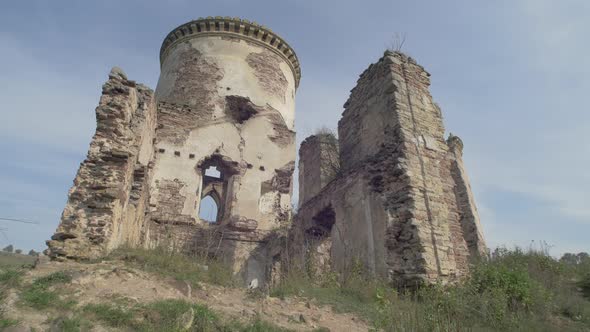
271;248;590;331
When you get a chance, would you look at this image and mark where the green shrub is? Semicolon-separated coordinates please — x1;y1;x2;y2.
271;247;590;331
469;263;544;311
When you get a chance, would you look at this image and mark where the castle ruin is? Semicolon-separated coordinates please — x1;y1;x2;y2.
46;17;486;287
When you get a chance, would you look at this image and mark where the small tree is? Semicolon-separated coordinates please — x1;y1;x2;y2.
560;252;578;265
28;249;38;256
15;249;22;254
2;245;13;253
560;252;590;265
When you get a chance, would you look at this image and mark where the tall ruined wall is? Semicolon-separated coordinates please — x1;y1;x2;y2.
294;51;487;286
447;135;487;257
358;51;468;282
47;68;157;260
298;133;340;207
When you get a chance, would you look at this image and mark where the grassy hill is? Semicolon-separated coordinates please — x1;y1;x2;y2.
0;247;589;331
0;252;36;268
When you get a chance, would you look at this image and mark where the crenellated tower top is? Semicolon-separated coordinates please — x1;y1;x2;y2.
160;16;301;87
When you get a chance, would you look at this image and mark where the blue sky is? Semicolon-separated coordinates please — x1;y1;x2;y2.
0;0;588;257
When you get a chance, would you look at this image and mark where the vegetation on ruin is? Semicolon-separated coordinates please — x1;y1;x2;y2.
104;246;238;288
273;246;590;331
1;247;589;330
0;262;290;331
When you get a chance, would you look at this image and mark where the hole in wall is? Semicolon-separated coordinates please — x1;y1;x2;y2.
204;166;221;178
310;205;336;235
225;95;259;124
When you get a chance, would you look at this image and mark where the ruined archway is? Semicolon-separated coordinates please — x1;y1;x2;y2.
196;154;240;224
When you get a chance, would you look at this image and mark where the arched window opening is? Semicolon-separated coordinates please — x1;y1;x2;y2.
197;154;240;224
199;195;218;223
204;166;221;178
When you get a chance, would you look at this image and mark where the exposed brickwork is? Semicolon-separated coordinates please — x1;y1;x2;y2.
246;49;288;103
156;46;223;146
295;51;487;286
298;134;340;207
46;68;157;260
448;135;488;258
48;18;485;288
151;179;195;225
266;107;296;147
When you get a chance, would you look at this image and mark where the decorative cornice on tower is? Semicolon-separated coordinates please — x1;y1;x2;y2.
160;16;302;88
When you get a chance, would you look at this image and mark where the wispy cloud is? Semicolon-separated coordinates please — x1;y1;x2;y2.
0;0;587;256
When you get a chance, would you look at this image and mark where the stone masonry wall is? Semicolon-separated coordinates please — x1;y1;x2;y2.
294;51;487;286
383;52;469;281
47;68;157;260
298;133;340;207
447;135;488;257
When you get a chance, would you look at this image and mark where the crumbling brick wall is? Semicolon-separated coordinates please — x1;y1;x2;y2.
294;51;487;286
47;17;302;288
46;68;157;260
298;133;340;207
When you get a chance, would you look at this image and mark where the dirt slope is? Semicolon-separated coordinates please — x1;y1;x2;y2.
3;259;370;331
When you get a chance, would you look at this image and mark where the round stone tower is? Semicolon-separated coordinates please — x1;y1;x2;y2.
149;17;300;237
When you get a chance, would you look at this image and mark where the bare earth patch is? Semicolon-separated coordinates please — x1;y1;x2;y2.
3;259;369;331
